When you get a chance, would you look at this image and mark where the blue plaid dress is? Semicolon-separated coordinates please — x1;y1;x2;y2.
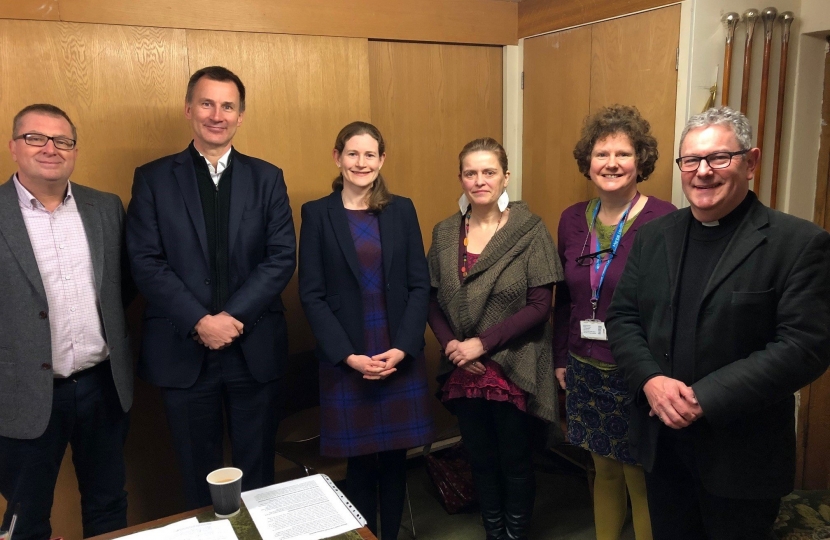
318;209;434;457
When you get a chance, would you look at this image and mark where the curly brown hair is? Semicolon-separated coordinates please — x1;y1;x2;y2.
572;105;658;182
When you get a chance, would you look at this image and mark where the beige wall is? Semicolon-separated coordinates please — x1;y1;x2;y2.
801;0;830;37
674;0;827;219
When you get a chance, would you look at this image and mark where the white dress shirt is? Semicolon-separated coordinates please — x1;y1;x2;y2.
197;146;232;186
13;175;109;377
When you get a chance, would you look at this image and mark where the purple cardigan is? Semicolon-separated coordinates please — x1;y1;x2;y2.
553;196;676;368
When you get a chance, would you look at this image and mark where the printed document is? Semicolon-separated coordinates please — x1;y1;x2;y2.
242;474;365;540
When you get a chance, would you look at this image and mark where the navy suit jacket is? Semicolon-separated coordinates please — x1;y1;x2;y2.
298;191;429;365
126;147;296;387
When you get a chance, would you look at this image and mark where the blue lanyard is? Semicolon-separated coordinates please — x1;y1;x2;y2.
588;193;640;317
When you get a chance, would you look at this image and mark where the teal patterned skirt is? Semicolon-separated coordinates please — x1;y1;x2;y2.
564;353;637;465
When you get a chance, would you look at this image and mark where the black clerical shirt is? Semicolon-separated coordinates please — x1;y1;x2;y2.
671;191;756;385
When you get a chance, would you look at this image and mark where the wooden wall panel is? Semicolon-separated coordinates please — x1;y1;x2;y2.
521;27;593;238
0;0;60;20
814;40;830;230
369;41;503;247
0;20;191;539
589;5;680;203
0;14;503;538
802;371;830;489
369;40;502;435
0;20;191;201
186;30;371;354
519;0;674;38
802;43;830;490
521;5;679;243
56;0;517;45
1;20;372;538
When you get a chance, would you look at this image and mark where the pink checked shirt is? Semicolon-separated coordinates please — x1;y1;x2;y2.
13;175;109;377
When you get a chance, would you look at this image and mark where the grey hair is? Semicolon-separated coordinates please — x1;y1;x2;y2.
679;107;753;153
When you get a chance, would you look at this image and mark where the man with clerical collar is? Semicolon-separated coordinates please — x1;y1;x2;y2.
607;107;830;539
126;66;296;509
0;104;134;539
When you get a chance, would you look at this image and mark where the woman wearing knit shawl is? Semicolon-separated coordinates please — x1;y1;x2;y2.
553;105;676;540
427;138;563;540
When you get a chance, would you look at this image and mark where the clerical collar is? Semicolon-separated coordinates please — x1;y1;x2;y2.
694;191;755;228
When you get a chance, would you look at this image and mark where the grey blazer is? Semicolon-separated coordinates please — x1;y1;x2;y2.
0;177;133;440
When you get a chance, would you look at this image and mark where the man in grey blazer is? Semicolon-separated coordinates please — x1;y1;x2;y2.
0;104;134;540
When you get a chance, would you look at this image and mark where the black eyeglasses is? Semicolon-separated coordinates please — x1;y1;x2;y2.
576;247;614;267
14;133;76;150
675;149;748;172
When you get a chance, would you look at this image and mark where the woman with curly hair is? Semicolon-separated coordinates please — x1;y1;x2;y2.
553;105;675;540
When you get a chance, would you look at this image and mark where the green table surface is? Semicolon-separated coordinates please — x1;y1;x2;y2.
87;502;371;540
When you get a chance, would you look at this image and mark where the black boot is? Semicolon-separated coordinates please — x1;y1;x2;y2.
475;472;506;540
503;474;535;540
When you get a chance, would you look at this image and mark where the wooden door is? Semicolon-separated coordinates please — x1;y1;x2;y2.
369;40;503;436
522;5;681;237
522;26;593;239
801;38;830;490
590;5;680;203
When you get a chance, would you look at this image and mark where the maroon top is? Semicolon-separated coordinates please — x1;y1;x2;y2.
428;218;554;408
552;196;676;368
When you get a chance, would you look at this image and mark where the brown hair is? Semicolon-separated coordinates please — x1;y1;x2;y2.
332;121;392;213
186;66;247;113
572;104;658;182
13;104;77;140
458;137;508;174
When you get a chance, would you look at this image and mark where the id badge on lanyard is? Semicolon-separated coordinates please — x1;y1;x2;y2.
579;194;638;341
580;318;607;341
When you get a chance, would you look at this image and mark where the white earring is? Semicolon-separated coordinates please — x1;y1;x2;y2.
458;190;510;213
497;190;509;212
458;193;470;214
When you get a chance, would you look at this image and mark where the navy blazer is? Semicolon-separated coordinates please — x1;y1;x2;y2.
607;196;830;498
126;147;296;387
298;191;430;365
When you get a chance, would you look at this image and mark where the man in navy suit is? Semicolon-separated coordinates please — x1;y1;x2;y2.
126;66;296;508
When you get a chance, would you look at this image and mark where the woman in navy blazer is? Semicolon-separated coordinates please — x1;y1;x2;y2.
299;122;434;540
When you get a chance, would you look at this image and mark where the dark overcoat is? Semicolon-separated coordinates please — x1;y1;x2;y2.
607;195;830;498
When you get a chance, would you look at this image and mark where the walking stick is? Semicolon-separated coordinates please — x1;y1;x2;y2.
754;7;777;194
740;9;760;115
770;12;795;209
722;12;740;107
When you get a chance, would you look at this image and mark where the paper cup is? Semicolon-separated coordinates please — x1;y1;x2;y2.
206;467;243;518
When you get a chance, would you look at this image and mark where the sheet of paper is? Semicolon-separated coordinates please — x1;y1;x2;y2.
173;520;238;540
119;517;234;540
163;518;199;531
242;475;363;540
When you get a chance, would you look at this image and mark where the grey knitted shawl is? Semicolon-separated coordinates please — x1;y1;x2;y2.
428;201;563;422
